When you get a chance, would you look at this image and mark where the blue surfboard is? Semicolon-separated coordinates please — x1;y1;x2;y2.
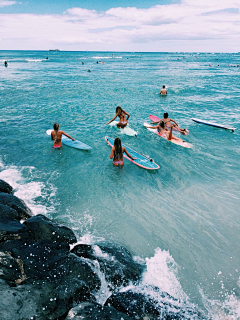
105;136;160;170
47;130;92;150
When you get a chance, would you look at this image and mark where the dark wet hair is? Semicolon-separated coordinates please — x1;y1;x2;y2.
163;85;165;88
114;137;123;157
159;120;165;129
53;123;59;131
116;106;123;114
163;112;168;119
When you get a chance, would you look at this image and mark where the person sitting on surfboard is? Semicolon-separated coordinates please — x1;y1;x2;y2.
147;121;184;143
110;137;136;166
51;123;75;148
106;106;130;129
152;113;188;135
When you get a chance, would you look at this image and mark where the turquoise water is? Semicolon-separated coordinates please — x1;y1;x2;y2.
1;51;240;318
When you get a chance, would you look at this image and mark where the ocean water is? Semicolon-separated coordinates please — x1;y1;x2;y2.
0;50;240;319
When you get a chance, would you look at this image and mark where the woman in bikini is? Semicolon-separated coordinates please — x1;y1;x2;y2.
51;123;75;148
106;106;130;128
146;121;184;143
109;137;136;166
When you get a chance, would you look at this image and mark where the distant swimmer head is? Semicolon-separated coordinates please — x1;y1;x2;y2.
163;112;168;119
116;106;123;115
53;123;59;131
159;120;165;129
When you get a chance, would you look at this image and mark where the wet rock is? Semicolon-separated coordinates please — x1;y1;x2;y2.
24;214;77;244
0;204;29;242
105;290;207;320
72;243;144;289
0;279;83;320
0;203;25;222
71;244;95;259
65;301;134;320
0;180;13;194
0;252;22;286
0;192;32;219
105;291;160;319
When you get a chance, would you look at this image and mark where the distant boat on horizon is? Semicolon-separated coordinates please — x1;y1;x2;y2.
49;49;60;51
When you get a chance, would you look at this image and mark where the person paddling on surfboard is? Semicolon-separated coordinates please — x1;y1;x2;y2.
51;123;75;148
106;106;130;129
110;137;136;166
146;121;184;143
152;113;189;135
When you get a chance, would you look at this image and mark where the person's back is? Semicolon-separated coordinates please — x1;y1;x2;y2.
51;123;75;148
109;137;136;166
162;112;172;127
160;85;167;95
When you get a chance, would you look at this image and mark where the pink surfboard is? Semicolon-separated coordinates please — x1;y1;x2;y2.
149;115;188;134
149;115;161;122
144;122;191;149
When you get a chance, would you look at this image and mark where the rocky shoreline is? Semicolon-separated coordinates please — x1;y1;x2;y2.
0;179;207;320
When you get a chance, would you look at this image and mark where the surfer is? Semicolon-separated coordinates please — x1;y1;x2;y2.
151;113;188;135
106;106;130;129
146;121;184;143
109;137;136;166
51;123;75;148
159;85;167;95
4;61;8;67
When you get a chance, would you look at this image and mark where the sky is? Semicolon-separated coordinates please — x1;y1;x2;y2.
0;0;240;52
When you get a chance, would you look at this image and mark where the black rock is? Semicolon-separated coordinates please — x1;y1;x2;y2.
0;204;29;242
0;192;32;219
24;214;77;244
71;244;95;259
0;180;13;194
65;301;134;320
0;279;86;320
0;252;22;286
105;291;160;319
72;243;144;289
0;203;25;222
105;290;208;320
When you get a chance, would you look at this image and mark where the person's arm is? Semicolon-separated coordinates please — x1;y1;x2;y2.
170;118;178;126
51;131;54;140
168;126;173;141
123;110;130;120
110;147;115;159
62;131;75;140
106;114;118;125
146;125;159;129
123;147;136;160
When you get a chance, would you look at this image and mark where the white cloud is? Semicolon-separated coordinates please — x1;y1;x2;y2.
0;0;16;7
0;0;240;51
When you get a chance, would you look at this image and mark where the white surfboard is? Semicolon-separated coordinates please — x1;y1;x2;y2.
109;121;137;136
191;118;236;132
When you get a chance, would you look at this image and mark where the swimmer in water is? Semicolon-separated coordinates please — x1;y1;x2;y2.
151;113;189;135
109;137;136;166
159;85;167;95
51;123;75;148
106;106;130;129
146;121;184;143
4;61;8;67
